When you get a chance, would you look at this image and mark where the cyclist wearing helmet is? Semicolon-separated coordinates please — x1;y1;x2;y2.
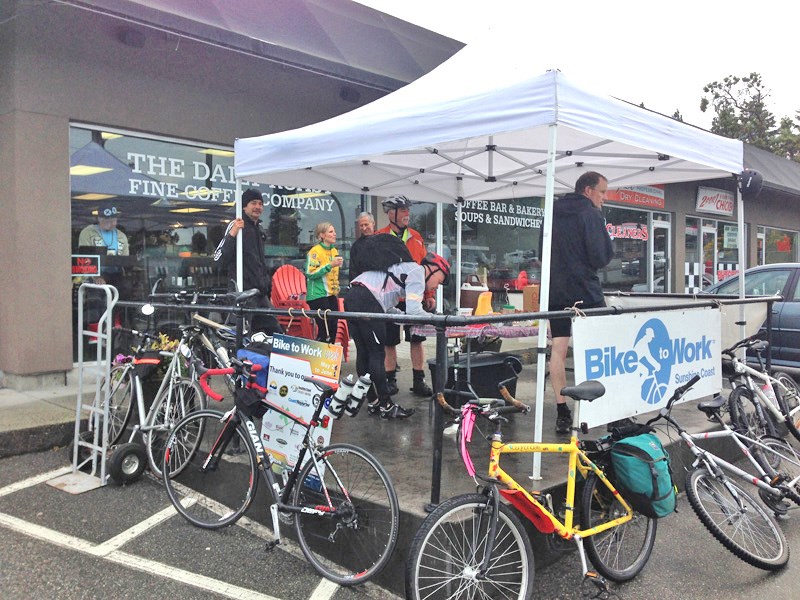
377;195;435;397
344;252;450;419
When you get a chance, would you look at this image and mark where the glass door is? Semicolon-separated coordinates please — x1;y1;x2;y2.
702;221;718;287
652;221;671;292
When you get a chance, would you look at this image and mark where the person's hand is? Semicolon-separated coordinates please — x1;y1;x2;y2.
229;218;245;237
332;256;344;268
423;297;436;311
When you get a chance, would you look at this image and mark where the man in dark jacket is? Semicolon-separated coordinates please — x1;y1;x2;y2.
548;172;614;434
214;188;282;335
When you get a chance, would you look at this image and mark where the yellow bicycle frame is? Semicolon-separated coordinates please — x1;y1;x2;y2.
487;432;635;540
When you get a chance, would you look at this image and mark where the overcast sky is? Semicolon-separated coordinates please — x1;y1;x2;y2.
356;0;797;131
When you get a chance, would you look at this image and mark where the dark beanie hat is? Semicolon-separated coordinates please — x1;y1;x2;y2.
242;188;263;204
98;200;121;218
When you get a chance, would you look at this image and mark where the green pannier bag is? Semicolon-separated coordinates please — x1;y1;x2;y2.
610;432;676;518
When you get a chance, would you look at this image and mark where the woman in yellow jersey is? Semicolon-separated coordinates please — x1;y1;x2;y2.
305;222;344;343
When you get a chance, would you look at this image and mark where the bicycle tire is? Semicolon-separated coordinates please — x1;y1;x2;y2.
292;443;400;586
162;409;258;529
580;472;657;582
404;493;534;600
755;435;800;506
145;378;205;478
774;371;800;443
103;364;136;445
727;385;779;440
684;466;789;570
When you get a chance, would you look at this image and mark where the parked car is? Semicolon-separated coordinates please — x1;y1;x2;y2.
487;267;516;291
460;261;478;276
703;263;800;370
631;274;712;293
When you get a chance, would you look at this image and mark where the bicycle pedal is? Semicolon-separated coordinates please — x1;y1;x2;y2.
264;539;281;552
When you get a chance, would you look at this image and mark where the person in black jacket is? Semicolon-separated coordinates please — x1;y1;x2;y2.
548;172;614;434
214;188;282;335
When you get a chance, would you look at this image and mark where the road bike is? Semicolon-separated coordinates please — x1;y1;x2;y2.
722;333;800;443
161;359;400;586
646;375;795;570
100;325;205;483
405;375;677;600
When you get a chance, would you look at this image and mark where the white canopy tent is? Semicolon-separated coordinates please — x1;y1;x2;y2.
234;39;744;478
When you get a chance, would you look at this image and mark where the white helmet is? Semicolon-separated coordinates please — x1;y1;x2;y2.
381;195;413;212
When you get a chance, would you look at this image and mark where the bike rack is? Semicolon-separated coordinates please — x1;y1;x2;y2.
48;283;118;494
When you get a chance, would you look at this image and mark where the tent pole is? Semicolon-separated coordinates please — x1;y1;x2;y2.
234;178;243;292
532;124;558;480
455;176;464;309
736;179;747;352
435;201;444;310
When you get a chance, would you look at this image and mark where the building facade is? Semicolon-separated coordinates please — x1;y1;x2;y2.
1;0;798;390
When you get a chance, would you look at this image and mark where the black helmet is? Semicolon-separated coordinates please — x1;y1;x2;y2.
738;169;763;200
381;195;413;212
421;252;451;286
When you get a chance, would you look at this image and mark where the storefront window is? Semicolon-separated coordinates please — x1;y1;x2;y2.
70;125;362;358
457;197;544;311
759;226;798;264
602;207;649;292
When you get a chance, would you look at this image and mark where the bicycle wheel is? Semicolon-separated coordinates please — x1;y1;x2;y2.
405;493;534;600
774;371;800;443
580;472;657;582
162;410;258;529
684;466;789;570
102;364;135;445
727;385;779;439
756;436;800;506
146;378;205;478
292;443;400;586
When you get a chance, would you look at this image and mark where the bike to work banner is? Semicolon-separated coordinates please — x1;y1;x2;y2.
572;307;721;427
261;334;343;469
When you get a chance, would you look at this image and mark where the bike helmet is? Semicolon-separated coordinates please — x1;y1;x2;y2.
381;195;413;212
421;252;451;286
738;169;763;200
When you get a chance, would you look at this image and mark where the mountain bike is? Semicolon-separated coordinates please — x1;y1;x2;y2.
722;333;800;443
161;360;400;586
404;375;682;600
646;375;795;570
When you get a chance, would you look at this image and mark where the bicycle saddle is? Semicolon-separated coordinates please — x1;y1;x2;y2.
560;380;606;402
696;393;726;416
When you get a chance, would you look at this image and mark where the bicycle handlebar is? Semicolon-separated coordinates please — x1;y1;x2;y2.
722;333;768;356
644;374;701;426
194;357;262;402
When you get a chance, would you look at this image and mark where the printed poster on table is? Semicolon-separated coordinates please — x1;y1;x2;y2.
260;334;342;469
572;308;721;428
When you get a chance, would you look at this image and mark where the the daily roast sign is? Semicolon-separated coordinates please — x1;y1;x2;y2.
696;186;734;217
125;151;336;210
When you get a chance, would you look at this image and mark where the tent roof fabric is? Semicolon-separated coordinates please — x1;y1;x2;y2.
235;42;743;202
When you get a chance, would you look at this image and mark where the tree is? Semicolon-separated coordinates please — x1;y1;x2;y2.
700;72;778;151
774;115;800;162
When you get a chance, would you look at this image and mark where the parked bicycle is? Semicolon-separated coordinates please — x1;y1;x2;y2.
405;375;675;600
100;325;205;483
645;375;795;570
722;333;800;443
161;359;400;586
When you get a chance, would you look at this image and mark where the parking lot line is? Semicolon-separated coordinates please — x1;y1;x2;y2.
0;466;71;498
90;503;183;556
